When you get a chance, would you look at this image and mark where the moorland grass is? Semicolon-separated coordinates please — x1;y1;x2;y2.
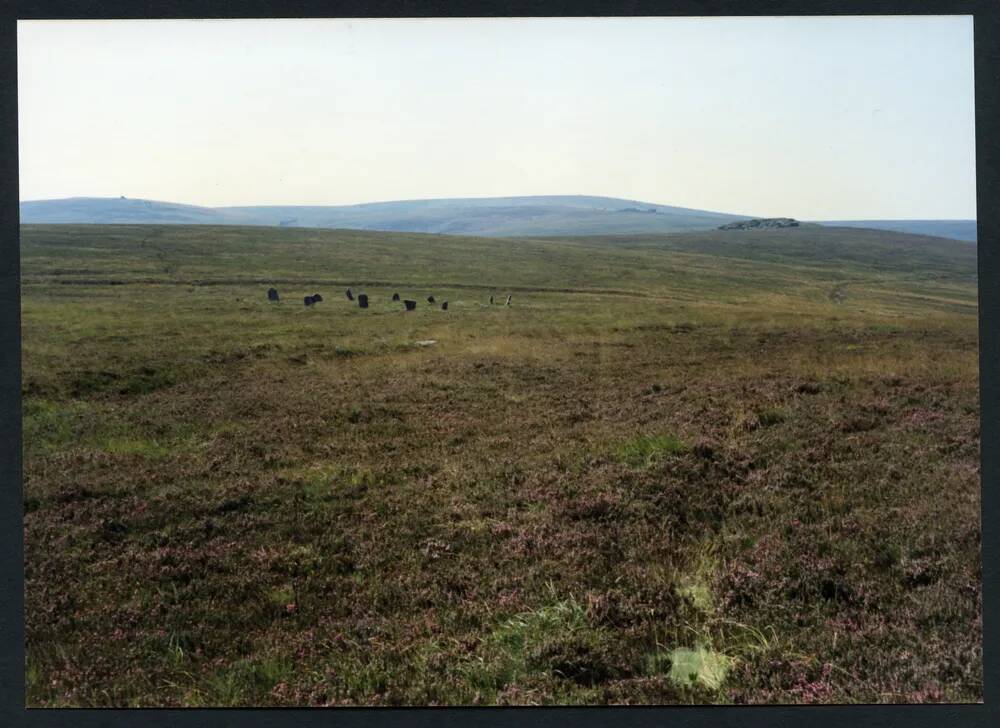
20;224;981;705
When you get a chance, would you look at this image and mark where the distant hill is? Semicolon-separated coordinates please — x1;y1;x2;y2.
815;219;977;242
22;197;976;242
20;195;752;236
19;197;231;226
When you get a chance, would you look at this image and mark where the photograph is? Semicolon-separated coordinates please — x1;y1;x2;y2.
17;15;981;706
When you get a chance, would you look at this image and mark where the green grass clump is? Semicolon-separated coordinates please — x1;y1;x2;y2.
648;645;733;691
471;597;588;688
192;657;293;707
616;434;689;466
490;598;588;656
462;593;620;699
22;398;91;455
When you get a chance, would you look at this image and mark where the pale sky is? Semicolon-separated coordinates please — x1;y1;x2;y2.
17;16;976;219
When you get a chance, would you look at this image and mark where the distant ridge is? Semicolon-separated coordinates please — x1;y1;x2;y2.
20;197;228;226
20;195;752;237
19;196;976;242
815;219;977;242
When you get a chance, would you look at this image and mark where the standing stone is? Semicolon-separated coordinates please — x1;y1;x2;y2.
358;294;369;308
506;295;512;306
346;288;354;301
441;301;448;311
404;299;417;311
427;295;436;304
267;287;279;302
392;292;400;301
489;295;494;305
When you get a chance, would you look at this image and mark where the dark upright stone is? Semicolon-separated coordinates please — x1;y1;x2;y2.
392;293;400;301
346;288;354;301
427;295;436;303
441;301;448;311
358;294;369;308
404;299;417;311
489;295;494;305
267;287;279;302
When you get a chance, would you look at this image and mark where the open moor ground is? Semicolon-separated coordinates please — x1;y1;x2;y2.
20;223;980;705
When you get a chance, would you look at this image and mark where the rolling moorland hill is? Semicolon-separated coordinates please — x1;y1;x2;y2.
19;223;977;304
20;195;752;236
21;195;976;242
21;195;979;242
815;220;977;243
24;196;977;242
21;223;979;705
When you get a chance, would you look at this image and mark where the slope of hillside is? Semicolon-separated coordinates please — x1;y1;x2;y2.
19;197;233;225
543;225;978;279
815;219;977;242
218;196;752;236
20;223;977;316
20;195;751;236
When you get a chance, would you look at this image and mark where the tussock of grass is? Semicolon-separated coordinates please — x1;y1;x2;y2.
26;656;41;693
491;598;588;657
463;592;619;697
191;657;293;707
616;434;689;466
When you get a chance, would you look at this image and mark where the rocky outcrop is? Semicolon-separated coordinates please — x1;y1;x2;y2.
719;218;799;230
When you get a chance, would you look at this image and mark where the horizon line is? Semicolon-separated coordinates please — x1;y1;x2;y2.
17;194;977;222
